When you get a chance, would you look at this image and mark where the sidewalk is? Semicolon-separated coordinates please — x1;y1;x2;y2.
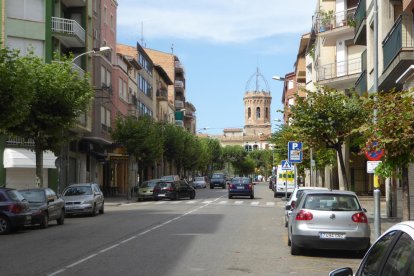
358;196;402;241
105;195;137;206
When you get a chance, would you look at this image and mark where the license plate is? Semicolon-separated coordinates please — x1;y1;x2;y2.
319;233;346;239
237;186;244;190
158;194;165;197
26;215;31;223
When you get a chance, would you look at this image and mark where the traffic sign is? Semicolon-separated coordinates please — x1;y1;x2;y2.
288;141;303;163
365;141;384;161
367;161;382;173
281;160;293;170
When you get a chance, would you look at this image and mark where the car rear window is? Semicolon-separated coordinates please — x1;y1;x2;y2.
20;190;45;203
6;190;26;202
156;182;172;188
303;194;360;211
194;177;204;181
212;174;224;179
141;181;158;188
231;178;250;184
63;186;93;196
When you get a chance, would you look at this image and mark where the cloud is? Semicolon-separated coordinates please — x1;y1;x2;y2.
117;0;316;44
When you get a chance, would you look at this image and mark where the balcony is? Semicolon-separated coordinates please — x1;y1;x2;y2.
354;0;366;45
317;58;362;89
128;109;138;118
51;17;85;48
175;100;184;109
175;80;185;91
379;14;414;91
316;7;356;46
175;61;184;73
156;89;168;101
61;0;86;7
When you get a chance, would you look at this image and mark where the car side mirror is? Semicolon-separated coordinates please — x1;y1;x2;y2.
329;267;353;276
48;198;54;203
362;208;367;212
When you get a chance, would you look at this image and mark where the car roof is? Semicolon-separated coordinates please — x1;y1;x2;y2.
300;189;356;196
66;183;97;187
297;186;329;190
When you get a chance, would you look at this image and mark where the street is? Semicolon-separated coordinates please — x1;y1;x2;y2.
0;183;362;276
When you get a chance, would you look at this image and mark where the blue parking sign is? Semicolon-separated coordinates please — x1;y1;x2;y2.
288;141;302;163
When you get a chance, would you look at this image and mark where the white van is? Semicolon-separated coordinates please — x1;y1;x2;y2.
274;165;295;198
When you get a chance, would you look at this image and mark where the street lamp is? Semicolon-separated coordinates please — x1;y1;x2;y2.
71;46;112;63
197;127;210;133
272;75;285;81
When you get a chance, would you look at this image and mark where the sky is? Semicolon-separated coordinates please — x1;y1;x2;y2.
117;0;317;135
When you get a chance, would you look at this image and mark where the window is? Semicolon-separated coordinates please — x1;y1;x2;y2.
382;233;414;275
101;106;111;131
256;107;261;118
119;78;127;101
288;98;295;106
7;0;44;22
265;107;269;119
104;6;107;24
248;107;251;118
7;37;44;57
110;14;113;29
287;80;294;89
359;231;398;275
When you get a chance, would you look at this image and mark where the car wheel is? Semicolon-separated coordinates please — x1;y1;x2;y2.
91;204;97;216
41;213;49;229
173;193;179;200
274;192;277;198
99;203;104;214
210;186;213;189
284;219;288;228
222;185;225;189
190;191;195;199
0;215;11;235
137;198;142;202
228;195;232;199
290;238;301;255
57;210;65;225
250;194;254;199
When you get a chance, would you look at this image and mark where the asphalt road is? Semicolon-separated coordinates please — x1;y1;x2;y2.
0;183;362;276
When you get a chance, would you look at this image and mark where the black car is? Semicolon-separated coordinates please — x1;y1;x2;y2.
0;188;31;235
19;188;65;228
228;177;254;199
153;180;195;200
210;173;227;189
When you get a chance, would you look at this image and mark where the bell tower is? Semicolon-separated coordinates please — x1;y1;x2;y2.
244;68;272;137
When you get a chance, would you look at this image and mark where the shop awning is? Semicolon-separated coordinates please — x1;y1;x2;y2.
3;148;57;168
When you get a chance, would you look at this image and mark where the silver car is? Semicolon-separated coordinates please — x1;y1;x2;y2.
62;183;104;216
191;177;207;189
287;190;370;255
284;186;329;227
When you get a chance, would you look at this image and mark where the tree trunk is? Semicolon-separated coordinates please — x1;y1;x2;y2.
402;166;410;221
336;146;349;191
35;145;44;187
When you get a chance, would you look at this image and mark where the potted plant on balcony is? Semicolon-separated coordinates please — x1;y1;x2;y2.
319;10;334;32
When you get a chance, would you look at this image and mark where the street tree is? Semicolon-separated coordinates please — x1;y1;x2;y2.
290;87;369;190
361;89;414;220
112;116;164;183
0;48;36;132
6;53;93;187
222;145;247;176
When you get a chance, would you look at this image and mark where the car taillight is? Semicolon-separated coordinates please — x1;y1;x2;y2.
229;184;235;189
296;210;313;221
9;203;24;214
352;212;368;223
167;187;174;192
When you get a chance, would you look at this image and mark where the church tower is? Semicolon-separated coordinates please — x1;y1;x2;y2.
244;68;272;137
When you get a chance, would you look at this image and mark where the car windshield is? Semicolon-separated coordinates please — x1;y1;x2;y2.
141;181;158;188
6;190;26;202
231;178;250;184
303;194;360;211
20;190;45;203
212;174;224;179
156;182;172;188
194;177;204;181
63;186;93;196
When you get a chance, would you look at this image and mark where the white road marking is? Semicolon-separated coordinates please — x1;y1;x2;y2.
266;202;275;206
155;201;166;204
251;201;259;206
202;200;213;204
235;201;243;204
218;201;228;204
186;200;197;204
48;195;224;276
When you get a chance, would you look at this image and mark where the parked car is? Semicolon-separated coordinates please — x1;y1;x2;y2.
288;190;370;255
210;173;227;189
330;221;414;276
61;183;104;216
228;177;254;199
284;186;329;227
153;180;195;200
19;188;65;228
161;175;180;181
0;188;31;235
191;176;207;189
137;179;161;201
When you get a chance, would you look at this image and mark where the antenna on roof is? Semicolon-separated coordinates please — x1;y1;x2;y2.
171;43;174;54
140;21;145;47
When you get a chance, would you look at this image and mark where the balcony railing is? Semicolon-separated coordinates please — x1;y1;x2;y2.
175;80;184;91
6;137;35;147
354;0;366;33
51;17;85;44
316;7;357;33
156;89;168;99
175;61;184;72
383;14;414;70
317;58;362;81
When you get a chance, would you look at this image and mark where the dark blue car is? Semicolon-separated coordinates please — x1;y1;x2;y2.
0;188;31;234
228;177;254;199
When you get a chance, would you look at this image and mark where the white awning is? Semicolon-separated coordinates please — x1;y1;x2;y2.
3;148;57;169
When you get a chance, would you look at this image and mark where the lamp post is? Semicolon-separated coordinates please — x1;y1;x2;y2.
71;46;111;63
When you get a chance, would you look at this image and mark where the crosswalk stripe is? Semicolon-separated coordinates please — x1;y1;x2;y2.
171;201;180;204
155;201;166;205
202;200;213;204
186;200;197;204
235;201;243;204
251;201;259;206
266;202;275;206
219;201;228;204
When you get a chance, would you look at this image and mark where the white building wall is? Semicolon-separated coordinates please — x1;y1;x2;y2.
6;168;49;189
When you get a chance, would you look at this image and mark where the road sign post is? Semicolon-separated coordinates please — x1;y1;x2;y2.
288;142;302;188
281;160;293;199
